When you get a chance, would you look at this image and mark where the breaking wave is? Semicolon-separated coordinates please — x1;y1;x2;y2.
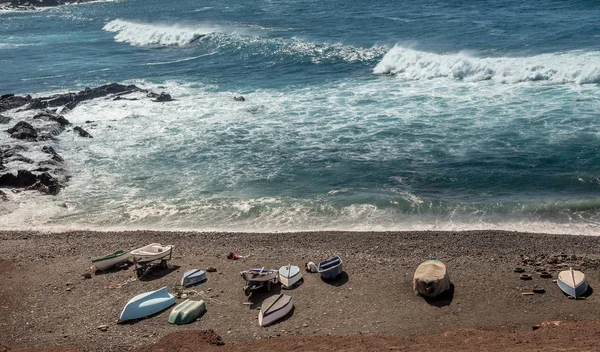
102;19;386;63
102;19;222;46
374;46;600;84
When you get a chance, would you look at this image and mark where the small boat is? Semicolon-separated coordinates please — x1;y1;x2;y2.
181;269;206;287
119;287;176;321
91;249;132;271
413;259;451;298
240;268;279;284
258;293;293;327
168;299;206;325
131;243;174;263
318;255;343;280
279;264;302;288
241;268;279;296
557;267;588;298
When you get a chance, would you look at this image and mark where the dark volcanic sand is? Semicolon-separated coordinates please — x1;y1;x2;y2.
1;230;600;351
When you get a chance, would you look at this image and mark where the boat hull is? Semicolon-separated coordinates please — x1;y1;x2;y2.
119;287;176;321
318;256;343;280
241;269;279;285
92;250;132;271
131;243;174;263
279;265;302;288
182;269;206;287
557;270;588;297
258;294;293;327
168;299;206;325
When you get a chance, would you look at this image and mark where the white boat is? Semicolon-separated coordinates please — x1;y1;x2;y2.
278;264;302;288
119;287;176;321
131;243;174;263
258;293;293;327
557;268;588;298
91;249;132;271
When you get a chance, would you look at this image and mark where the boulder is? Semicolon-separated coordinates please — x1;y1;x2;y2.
0;169;37;188
28;172;62;195
153;92;173;102
233;96;245;102
0;114;12;124
73;126;92;138
33;111;71;126
6;121;38;140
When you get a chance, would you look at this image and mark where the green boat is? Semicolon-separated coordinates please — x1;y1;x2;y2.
92;250;133;271
168;299;206;325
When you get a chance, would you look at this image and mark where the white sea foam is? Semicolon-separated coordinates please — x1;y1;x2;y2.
374;46;600;84
102;19;228;46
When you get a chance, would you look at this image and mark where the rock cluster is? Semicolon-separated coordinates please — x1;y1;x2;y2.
0;83;169;197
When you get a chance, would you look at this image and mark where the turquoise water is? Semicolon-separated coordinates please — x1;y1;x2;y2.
1;0;600;232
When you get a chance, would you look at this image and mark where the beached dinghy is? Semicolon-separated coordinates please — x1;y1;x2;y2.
241;268;279;296
168;299;206;325
318;255;343;280
131;243;174;263
119;287;176;321
279;264;302;288
91;250;132;271
258;293;293;327
181;269;206;287
413;259;451;298
557;268;588;298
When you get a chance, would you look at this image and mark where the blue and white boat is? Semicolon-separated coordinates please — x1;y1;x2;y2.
119;287;176;321
181;269;206;287
318;255;343;280
557;268;588;298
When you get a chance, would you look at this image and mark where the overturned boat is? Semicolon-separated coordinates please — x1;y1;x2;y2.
241;268;279;296
318;255;343;280
557;268;588;298
279;264;302;288
131;243;174;263
168;299;206;325
413;259;451;298
181;269;206;287
258;293;293;327
92;249;132;271
119;287;176;321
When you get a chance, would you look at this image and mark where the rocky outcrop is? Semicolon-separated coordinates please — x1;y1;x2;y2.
0;82;170;196
6;121;37;141
0;169;62;195
234;96;246;102
1;0;95;10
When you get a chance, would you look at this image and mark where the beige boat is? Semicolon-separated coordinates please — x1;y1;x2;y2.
413;259;451;298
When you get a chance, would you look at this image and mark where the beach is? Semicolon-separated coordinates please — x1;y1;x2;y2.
2;230;600;351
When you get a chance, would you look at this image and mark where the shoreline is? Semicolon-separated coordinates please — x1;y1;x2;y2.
2;229;600;351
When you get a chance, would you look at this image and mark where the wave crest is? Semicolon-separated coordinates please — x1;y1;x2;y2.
103;19;218;46
374;46;600;84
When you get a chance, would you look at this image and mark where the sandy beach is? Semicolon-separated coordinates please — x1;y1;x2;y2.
2;230;600;351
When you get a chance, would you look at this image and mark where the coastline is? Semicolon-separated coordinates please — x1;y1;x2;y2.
2;229;600;351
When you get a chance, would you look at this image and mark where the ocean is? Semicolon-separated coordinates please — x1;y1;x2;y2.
1;0;600;233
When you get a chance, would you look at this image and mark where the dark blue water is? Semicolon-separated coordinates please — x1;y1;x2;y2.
1;0;600;233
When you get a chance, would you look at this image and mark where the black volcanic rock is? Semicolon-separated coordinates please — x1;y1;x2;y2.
6;121;38;140
234;96;245;102
0;114;12;124
42;145;64;162
153;92;173;102
0;169;37;188
28;172;62;195
33;111;71;126
73;126;92;138
0;94;31;112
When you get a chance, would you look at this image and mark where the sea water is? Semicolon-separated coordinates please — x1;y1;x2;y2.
1;0;600;233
